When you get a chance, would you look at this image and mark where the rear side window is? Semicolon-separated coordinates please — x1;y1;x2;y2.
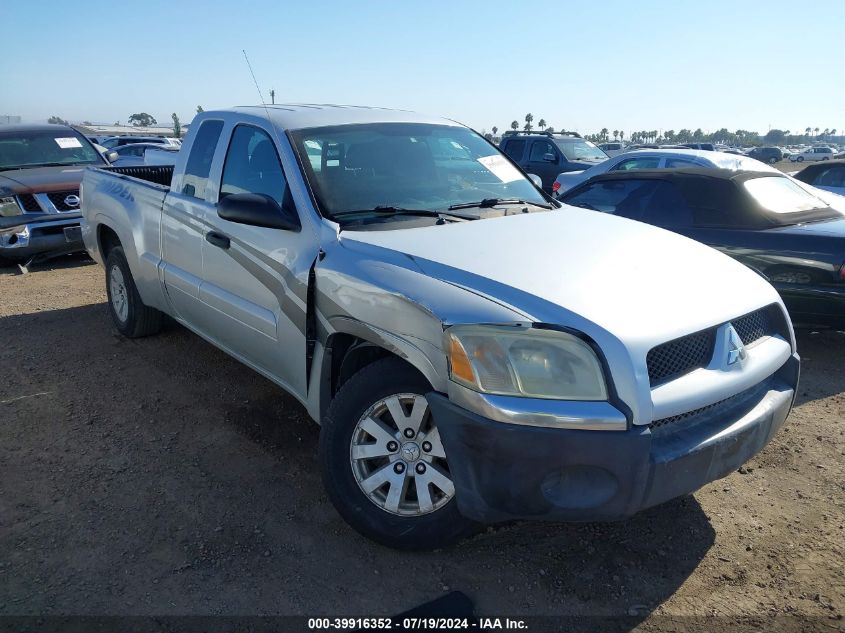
613;157;660;170
219;125;287;205
563;179;660;215
814;166;845;187
502;139;525;161
182;120;224;198
664;158;698;168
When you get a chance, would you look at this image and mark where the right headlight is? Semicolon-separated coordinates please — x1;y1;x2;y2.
446;324;608;400
0;196;22;217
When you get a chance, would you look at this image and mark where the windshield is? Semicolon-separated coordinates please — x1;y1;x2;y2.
289;123;547;222
744;176;841;223
0;129;104;170
554;138;607;161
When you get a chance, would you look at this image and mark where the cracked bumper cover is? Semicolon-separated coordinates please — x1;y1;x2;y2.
429;353;799;523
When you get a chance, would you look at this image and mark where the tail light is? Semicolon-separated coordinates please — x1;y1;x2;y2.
552;182;560;193
839;262;845;279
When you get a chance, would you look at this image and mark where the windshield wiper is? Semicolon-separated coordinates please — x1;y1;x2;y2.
448;198;553;211
2;161;93;170
331;206;478;222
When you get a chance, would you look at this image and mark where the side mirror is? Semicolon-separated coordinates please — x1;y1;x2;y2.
543;152;557;163
107;151;119;163
218;192;301;231
527;174;543;188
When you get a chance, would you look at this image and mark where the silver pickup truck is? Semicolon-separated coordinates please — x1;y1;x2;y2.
81;105;800;550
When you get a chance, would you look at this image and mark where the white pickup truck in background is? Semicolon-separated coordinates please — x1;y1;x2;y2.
80;105;799;550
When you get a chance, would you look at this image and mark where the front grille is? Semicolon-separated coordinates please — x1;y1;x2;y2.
46;190;80;211
646;304;788;387
732;304;789;346
650;381;766;430
647;329;715;386
16;193;41;212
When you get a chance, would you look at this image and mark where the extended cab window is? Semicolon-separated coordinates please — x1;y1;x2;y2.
219;125;286;205
182;120;223;198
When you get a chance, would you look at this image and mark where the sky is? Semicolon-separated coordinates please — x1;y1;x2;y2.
3;0;844;136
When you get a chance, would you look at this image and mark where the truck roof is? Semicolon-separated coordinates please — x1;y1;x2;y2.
224;104;459;130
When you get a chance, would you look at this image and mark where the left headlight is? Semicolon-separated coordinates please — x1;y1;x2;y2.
0;196;22;217
446;324;608;400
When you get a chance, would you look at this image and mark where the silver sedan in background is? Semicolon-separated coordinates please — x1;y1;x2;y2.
552;149;778;196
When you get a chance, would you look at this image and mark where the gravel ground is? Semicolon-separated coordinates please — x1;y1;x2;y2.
0;255;843;629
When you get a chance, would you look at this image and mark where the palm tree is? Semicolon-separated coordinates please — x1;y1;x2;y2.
599;127;608;141
511;120;519;131
492;126;498;137
538;118;546;131
524;113;534;132
805;127;812;139
619;130;624;141
814;127;820;138
613;130;619;141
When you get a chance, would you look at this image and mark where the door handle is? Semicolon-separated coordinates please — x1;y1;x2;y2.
205;231;230;250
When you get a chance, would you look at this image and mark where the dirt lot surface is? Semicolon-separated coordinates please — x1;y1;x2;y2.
1;255;844;630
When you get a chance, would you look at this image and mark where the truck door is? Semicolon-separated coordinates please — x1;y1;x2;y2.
525;139;561;192
161;119;225;328
197;122;317;400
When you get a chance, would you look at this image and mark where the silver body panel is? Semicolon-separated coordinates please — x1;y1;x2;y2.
80;105;795;430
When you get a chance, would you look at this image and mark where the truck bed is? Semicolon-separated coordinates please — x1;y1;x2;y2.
99;165;174;189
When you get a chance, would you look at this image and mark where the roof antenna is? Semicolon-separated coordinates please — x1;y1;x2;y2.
243;49;274;121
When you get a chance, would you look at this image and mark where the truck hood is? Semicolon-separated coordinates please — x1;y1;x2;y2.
0;166;89;194
342;207;781;345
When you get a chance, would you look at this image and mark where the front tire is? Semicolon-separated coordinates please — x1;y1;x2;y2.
105;246;163;338
319;357;476;550
796;156;804;162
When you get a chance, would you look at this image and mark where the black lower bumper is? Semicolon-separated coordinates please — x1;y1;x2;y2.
429;354;799;523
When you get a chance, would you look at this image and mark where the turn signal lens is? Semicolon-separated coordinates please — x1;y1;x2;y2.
448;334;475;385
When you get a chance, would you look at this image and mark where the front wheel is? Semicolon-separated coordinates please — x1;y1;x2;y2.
319;357;476;550
796;156;804;162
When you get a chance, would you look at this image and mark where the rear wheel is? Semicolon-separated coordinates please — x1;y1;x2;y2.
796;156;804;162
319;357;476;550
769;156;778;164
105;246;163;338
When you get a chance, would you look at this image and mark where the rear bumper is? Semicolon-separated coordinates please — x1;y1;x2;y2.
430;353;799;523
0;216;83;260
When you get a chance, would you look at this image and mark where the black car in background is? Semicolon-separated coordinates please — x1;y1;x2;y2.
559;168;845;329
792;159;845;197
498;130;608;193
746;146;784;164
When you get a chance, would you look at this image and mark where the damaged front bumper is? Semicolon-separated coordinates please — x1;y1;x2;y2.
0;213;83;260
429;353;799;523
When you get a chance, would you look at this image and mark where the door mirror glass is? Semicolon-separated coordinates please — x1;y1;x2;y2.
217;192;301;231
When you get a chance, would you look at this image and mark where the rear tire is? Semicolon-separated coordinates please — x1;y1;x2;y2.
319;357;477;550
105;246;163;338
769;156;778;164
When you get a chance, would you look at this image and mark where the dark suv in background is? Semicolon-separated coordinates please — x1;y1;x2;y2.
747;146;783;164
499;130;608;192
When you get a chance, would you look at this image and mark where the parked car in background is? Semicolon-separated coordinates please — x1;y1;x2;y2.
99;136;181;149
598;142;626;157
746;146;784;164
499;130;607;192
0;124;110;265
80;105;798;549
681;142;715;151
559;168;845;329
792;159;845;196
790;146;835;162
552;149;777;196
109;143;180;167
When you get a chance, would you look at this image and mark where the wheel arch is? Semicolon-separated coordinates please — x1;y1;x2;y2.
318;320;445;424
